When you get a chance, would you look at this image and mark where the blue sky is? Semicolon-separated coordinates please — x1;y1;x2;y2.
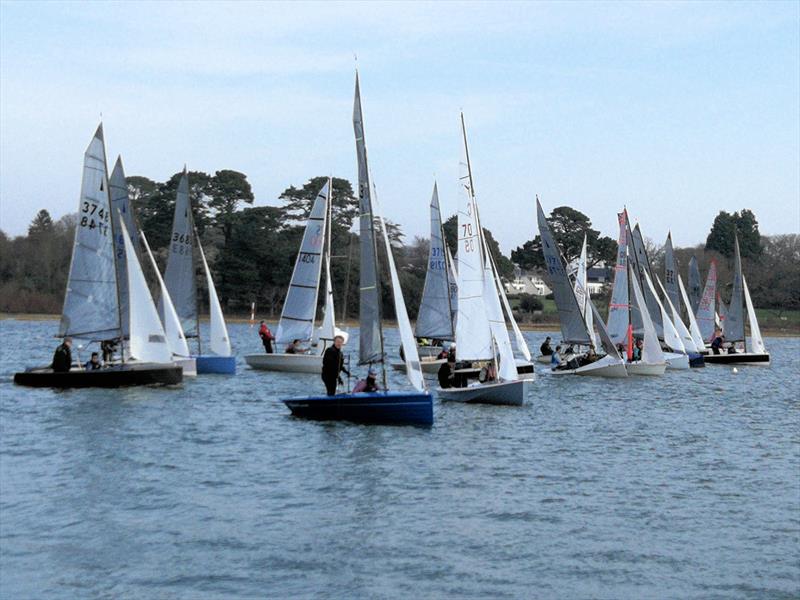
1;1;798;252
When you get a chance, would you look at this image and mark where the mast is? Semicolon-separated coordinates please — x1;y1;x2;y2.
192;210;202;355
440;203;456;339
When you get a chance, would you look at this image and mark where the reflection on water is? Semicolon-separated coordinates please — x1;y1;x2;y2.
1;318;798;598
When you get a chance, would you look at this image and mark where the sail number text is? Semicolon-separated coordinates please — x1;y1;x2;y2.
171;231;192;255
80;202;110;236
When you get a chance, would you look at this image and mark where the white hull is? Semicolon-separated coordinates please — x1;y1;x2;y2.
551;355;627;378
437;379;531;406
174;357;197;377
664;352;689;370
535;354;551;364
392;357;445;374
626;361;667;376
244;352;322;373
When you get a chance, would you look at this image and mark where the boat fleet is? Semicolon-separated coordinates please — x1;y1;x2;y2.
14;72;770;424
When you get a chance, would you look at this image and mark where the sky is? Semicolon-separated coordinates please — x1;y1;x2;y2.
1;1;798;253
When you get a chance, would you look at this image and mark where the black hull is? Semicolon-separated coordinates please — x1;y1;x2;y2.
13;363;183;388
703;352;770;366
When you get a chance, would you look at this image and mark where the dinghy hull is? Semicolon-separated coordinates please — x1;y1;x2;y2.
175;357;197;377
282;391;433;425
688;353;705;368
391;357;446;374
437;379;531;406
664;352;690;370
245;353;322;373
194;355;236;374
626;361;667;376
13;363;183;388
703;352;770;366
551;355;628;378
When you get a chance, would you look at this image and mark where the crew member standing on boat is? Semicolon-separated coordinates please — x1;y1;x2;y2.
321;334;350;396
710;328;724;355
52;337;72;373
258;321;274;354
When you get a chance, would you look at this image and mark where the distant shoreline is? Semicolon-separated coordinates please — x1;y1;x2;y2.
3;312;798;337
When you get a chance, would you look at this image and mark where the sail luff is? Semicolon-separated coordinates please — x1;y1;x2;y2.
58;123;122;341
353;72;384;365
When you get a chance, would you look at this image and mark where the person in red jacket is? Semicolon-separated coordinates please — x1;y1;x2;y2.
258;321;274;354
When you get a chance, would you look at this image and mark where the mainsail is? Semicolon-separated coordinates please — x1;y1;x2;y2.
724;235;745;343
688;256;702;314
663;232;680;312
353;72;383;365
109;156;139;339
120;214;171;363
415;182;456;340
536;198;591;345
696;260;717;342
163;170;198;338
607;211;630;345
58;124;121;341
275;179;328;345
574;234;597;348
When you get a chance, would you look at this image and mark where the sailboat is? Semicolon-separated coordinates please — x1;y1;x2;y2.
704;236;769;365
15;124;182;387
162;170;235;374
244;178;347;373
437;115;532;404
539;201;627;378
110;157;197;376
282;72;432;425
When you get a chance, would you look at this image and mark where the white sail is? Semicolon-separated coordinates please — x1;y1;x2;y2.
120;213;171;363
743;275;766;354
58;124;121;341
490;250;532;362
696;261;717;342
375;198;425;392
481;234;518;381
642;269;685;353
196;237;232;357
657;275;697;353
678;274;706;351
141;232;190;358
629;262;663;365
455;155;493;362
446;244;459;324
573;234;597;348
415;182;455;340
314;254;337;348
275;179;328;345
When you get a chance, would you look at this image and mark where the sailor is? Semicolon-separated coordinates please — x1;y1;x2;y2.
632;339;643;361
584;345;598;364
540;336;553;356
353;367;380;393
448;343;456;362
259;321;275;354
285;339;305;354
436;345;449;360
478;362;497;383
438;357;456;389
710;329;724;355
101;339;117;363
550;345;563;368
84;352;102;370
321;334;350;396
51;337;72;373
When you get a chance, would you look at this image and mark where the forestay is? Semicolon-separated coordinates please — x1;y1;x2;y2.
536;199;591;345
59;124;121;341
275;180;328;345
415;182;455;341
163;171;198;338
743;275;766;354
607;211;630;345
141;232;190;357
724;236;745;343
120;214;171;363
353;72;383;365
696;261;717;342
109;157;139;339
197;237;232;357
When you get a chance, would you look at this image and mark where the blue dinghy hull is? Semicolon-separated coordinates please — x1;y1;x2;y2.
194;355;237;374
688;352;705;368
283;391;433;426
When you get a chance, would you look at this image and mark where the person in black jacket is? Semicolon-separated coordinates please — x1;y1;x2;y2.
437;357;455;389
52;337;73;373
321;335;350;396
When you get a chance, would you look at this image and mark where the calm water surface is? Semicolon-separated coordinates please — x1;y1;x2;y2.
1;318;798;599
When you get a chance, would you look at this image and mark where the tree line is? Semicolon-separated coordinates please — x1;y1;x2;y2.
1;170;797;322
